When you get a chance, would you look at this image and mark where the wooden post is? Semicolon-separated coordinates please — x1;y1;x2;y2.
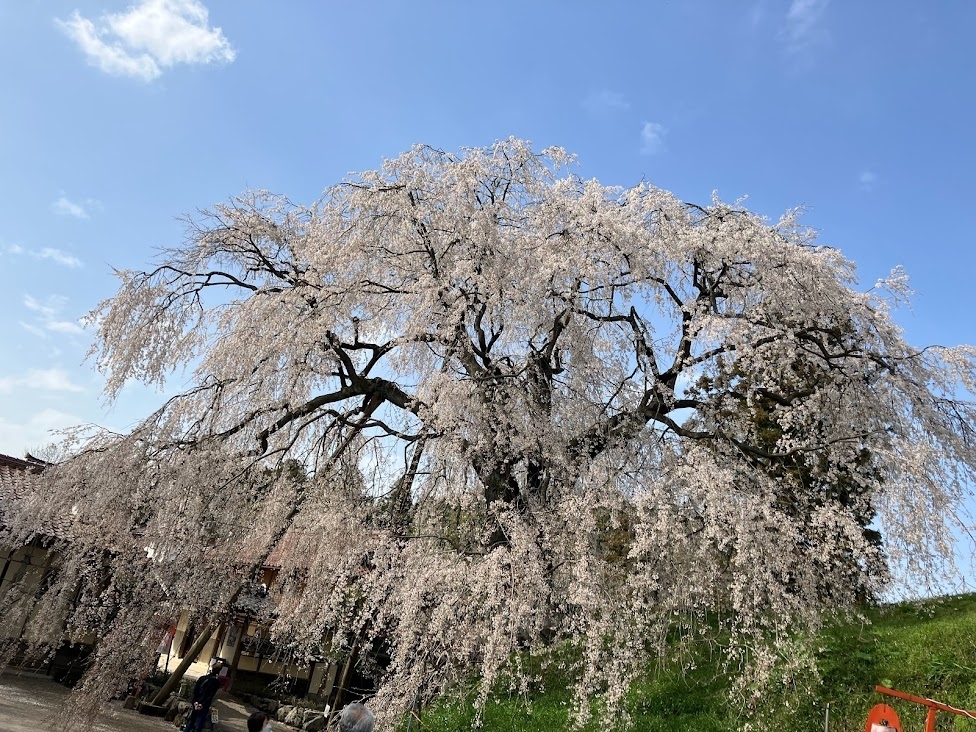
332;633;361;712
227;615;249;689
319;661;338;705
150;621;217;706
306;660;317;699
0;549;12;591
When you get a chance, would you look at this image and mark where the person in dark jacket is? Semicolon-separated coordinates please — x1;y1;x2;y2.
183;660;224;732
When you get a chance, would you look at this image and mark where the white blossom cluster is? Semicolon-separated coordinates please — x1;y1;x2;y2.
2;139;975;728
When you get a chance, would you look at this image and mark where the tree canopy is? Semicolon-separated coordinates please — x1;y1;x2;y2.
3;139;976;727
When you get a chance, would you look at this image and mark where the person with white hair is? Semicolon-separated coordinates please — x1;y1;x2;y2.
339;702;375;732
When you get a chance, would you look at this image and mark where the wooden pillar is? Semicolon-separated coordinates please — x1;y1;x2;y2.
319;662;338;705
227;616;249;689
0;548;12;591
331;633;360;711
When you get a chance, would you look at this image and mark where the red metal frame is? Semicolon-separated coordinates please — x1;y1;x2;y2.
875;685;976;732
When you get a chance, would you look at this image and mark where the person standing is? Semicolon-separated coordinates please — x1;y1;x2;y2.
183;660;224;732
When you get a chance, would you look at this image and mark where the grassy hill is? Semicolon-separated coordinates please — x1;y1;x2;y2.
414;594;976;731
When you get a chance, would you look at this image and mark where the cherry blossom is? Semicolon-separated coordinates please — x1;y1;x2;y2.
3;139;975;728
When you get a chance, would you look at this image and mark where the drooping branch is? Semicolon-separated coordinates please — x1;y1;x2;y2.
9;139;974;732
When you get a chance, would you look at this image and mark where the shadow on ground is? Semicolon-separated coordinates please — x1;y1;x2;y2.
0;671;251;732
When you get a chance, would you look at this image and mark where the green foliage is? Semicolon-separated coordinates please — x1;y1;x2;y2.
692;358;888;604
414;594;976;731
415;664;731;732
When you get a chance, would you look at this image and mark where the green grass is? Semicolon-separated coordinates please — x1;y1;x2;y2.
413;594;976;731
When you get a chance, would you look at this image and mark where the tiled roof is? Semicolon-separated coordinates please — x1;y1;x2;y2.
0;455;322;562
0;453;74;541
0;453;37;502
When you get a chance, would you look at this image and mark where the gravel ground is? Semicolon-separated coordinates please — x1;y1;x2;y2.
0;671;251;732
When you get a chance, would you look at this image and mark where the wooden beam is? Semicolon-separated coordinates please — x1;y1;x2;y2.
875;685;976;717
874;685;976;731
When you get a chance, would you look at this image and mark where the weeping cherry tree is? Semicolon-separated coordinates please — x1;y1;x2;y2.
3;138;976;727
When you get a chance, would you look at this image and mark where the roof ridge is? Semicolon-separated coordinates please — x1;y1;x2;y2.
0;453;33;470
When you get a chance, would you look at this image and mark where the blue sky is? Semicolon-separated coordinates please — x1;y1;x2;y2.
0;0;974;459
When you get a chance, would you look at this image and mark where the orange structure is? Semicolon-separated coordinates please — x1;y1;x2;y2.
865;703;901;731
864;704;902;732
874;685;976;732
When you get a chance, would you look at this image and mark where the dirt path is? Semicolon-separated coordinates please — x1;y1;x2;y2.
0;671;251;732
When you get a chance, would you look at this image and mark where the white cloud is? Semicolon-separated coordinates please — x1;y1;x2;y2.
56;0;236;82
52;196;99;219
24;294;65;319
0;369;85;394
859;170;878;192
46;320;86;335
53;196;89;219
583;90;630;118
0;408;86;458
2;244;83;268
18;321;47;339
781;0;829;55
58;12;160;80
39;248;83;268
22;295;86;337
640;121;667;155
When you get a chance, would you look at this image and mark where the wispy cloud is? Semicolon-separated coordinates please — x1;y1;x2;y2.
22;294;86;336
52;195;100;219
17;321;46;339
56;0;236;82
0;408;86;457
749;1;767;30
41;248;83;268
639;121;667;155
2;243;83;268
781;0;830;56
0;368;85;394
583;90;630;118
24;294;65;319
46;319;87;334
859;170;878;192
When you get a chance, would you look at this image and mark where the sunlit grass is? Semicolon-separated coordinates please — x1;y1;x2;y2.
413;594;976;731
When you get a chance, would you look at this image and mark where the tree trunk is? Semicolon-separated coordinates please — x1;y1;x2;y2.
331;632;361;711
150;621;217;705
151;467;317;706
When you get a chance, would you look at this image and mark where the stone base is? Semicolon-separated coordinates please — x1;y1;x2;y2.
137;701;169;717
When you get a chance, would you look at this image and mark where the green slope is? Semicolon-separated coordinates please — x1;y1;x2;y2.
414;594;976;731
